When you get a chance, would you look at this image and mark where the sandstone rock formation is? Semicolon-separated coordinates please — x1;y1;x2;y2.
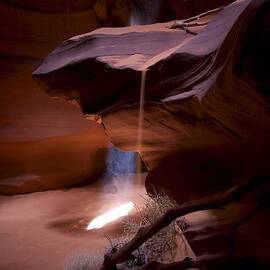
0;0;132;59
0;57;109;195
34;0;270;200
0;0;114;194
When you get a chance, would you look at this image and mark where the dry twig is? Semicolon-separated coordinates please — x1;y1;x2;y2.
168;6;224;34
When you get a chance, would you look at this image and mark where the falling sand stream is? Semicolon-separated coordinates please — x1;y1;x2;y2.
136;70;147;183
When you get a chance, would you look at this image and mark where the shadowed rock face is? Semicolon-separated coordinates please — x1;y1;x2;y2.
0;58;110;195
0;0;132;59
6;0;96;13
33;0;270;201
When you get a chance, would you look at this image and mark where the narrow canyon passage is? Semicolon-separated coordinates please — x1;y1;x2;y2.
0;0;270;269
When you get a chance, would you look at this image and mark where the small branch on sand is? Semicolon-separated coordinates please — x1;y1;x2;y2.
101;176;267;269
168;6;224;34
169;21;208;30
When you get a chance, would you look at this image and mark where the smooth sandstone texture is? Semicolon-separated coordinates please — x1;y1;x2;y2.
0;2;98;44
0;0;130;59
0;0;117;194
0;57;108;195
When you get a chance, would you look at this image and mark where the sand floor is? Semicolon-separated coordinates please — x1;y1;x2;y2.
0;176;147;270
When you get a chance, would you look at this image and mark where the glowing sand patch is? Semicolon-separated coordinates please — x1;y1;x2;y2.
87;202;134;230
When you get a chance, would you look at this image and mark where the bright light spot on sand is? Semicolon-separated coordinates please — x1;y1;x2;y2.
87;202;134;230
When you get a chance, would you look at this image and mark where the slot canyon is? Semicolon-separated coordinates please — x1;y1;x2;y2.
0;0;269;269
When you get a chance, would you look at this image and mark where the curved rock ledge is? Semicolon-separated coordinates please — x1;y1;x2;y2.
33;0;270;201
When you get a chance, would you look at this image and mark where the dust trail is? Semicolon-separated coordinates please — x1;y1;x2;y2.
136;69;147;184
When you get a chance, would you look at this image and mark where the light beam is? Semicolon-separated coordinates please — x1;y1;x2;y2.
87;202;134;230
